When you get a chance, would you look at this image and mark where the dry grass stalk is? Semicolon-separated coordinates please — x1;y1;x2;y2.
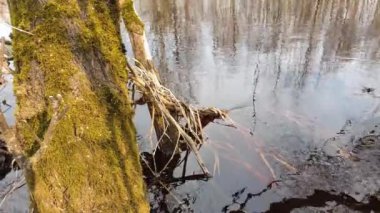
127;61;227;177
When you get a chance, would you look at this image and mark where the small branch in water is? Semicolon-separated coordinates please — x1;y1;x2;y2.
259;151;277;180
181;150;189;179
212;121;237;128
158;134;181;175
222;180;281;212
1;100;12;114
267;153;297;173
157;180;184;207
169;173;210;184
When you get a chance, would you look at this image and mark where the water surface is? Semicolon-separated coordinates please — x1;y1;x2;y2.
132;0;380;212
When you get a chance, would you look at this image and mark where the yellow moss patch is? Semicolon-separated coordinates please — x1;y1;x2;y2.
121;0;145;35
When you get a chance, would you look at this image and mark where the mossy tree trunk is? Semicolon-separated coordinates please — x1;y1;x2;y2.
8;0;148;212
120;0;153;70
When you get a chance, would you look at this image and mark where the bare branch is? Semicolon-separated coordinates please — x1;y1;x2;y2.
30;94;68;165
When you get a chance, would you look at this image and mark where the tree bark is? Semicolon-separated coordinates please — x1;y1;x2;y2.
8;0;148;212
120;0;154;70
120;0;181;156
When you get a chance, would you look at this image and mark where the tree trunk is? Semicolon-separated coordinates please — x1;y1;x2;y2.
120;0;180;156
8;0;148;212
119;0;224;177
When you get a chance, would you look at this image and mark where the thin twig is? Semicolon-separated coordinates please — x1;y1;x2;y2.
158;134;180;174
259;151;276;180
4;23;34;35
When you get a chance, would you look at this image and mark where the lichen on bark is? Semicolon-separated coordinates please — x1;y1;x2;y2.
7;0;149;212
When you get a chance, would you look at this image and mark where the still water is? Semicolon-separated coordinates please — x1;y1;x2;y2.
132;0;380;212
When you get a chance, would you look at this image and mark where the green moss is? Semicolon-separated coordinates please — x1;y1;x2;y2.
88;0;129;82
121;0;145;35
18;111;49;156
9;0;149;211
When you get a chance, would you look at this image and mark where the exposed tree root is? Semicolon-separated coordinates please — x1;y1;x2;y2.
127;61;227;177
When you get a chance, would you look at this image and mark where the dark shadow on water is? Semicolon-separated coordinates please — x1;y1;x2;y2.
266;190;380;213
0;139;15;180
221;182;380;213
141;149;210;212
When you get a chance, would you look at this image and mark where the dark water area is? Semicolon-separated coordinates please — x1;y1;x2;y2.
0;1;29;206
0;74;28;212
131;0;380;212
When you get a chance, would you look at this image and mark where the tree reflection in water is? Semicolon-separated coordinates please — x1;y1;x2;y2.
134;0;380;211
